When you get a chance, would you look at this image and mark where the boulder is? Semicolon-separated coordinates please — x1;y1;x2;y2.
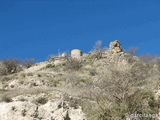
108;40;123;56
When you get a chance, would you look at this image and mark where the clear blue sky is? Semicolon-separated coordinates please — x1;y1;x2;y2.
0;0;160;62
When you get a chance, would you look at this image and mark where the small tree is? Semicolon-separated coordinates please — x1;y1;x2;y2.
139;54;155;63
125;47;138;56
90;41;104;59
0;58;21;75
22;59;35;68
64;58;83;71
139;54;160;66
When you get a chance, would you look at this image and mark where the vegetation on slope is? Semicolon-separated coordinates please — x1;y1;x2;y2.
0;41;159;120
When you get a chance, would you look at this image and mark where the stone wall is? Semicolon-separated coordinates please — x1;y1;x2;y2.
71;49;82;58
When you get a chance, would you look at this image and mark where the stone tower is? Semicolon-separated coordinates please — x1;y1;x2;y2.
71;49;82;58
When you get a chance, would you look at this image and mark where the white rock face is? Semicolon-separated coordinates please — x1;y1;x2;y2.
103;40;137;71
0;90;86;120
0;101;37;120
0;101;86;120
71;49;82;58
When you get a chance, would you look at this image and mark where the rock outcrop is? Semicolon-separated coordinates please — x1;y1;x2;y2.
101;40;140;71
0;101;86;120
107;40;123;56
0;91;86;120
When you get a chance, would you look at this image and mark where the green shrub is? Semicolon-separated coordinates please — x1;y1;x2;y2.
45;64;55;68
56;62;67;68
37;74;41;77
80;62;160;120
64;58;83;71
35;97;48;105
1;95;12;103
148;94;160;114
89;69;97;76
21;109;27;116
52;80;60;87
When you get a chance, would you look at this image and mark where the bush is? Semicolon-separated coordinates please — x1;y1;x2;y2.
139;54;155;63
89;69;97;76
35;97;48;105
64;58;83;71
139;54;160;66
89;41;104;59
0;58;22;75
45;64;55;68
79;61;159;120
125;47;138;56
37;74;41;77
22;59;35;68
1;95;12;103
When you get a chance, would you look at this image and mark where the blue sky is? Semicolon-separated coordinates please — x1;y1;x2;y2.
0;0;160;62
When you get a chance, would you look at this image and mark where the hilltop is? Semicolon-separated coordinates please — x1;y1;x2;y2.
0;40;159;120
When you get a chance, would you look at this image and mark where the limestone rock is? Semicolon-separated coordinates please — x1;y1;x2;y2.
107;40;123;56
0;90;86;120
0;100;86;120
71;49;82;58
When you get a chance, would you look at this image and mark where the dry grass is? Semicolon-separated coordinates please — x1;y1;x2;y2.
55;58;160;120
0;87;54;102
63;58;84;71
0;53;159;120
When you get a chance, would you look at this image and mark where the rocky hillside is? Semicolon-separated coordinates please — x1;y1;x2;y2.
0;40;159;120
